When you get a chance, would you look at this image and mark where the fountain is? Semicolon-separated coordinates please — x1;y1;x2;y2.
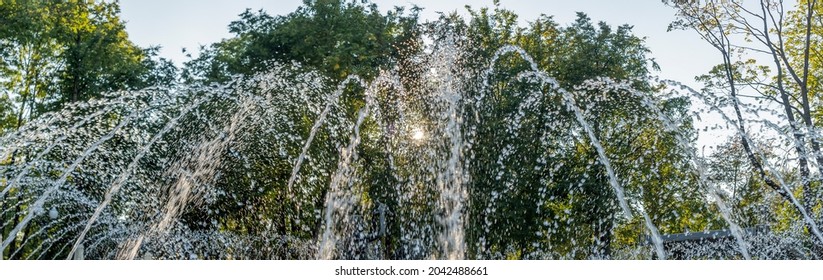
2;28;822;260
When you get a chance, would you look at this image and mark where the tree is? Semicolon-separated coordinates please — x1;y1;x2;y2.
2;0;762;260
442;3;703;259
173;0;424;259
183;0;420;83
0;0;176;132
0;0;176;259
0;0;61;133
665;0;823;248
705;136;774;228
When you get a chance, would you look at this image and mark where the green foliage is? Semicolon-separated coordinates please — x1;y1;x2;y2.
0;0;177;259
414;2;706;259
183;0;421;83
160;0;709;260
0;0;176;131
3;0;778;260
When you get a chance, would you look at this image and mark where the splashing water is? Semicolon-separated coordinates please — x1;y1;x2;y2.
3;35;823;260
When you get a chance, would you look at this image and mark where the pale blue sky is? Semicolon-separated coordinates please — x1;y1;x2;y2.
119;0;718;88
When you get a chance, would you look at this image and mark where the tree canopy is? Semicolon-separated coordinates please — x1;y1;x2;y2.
2;0;823;260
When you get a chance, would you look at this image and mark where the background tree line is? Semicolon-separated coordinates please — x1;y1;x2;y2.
2;0;823;259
